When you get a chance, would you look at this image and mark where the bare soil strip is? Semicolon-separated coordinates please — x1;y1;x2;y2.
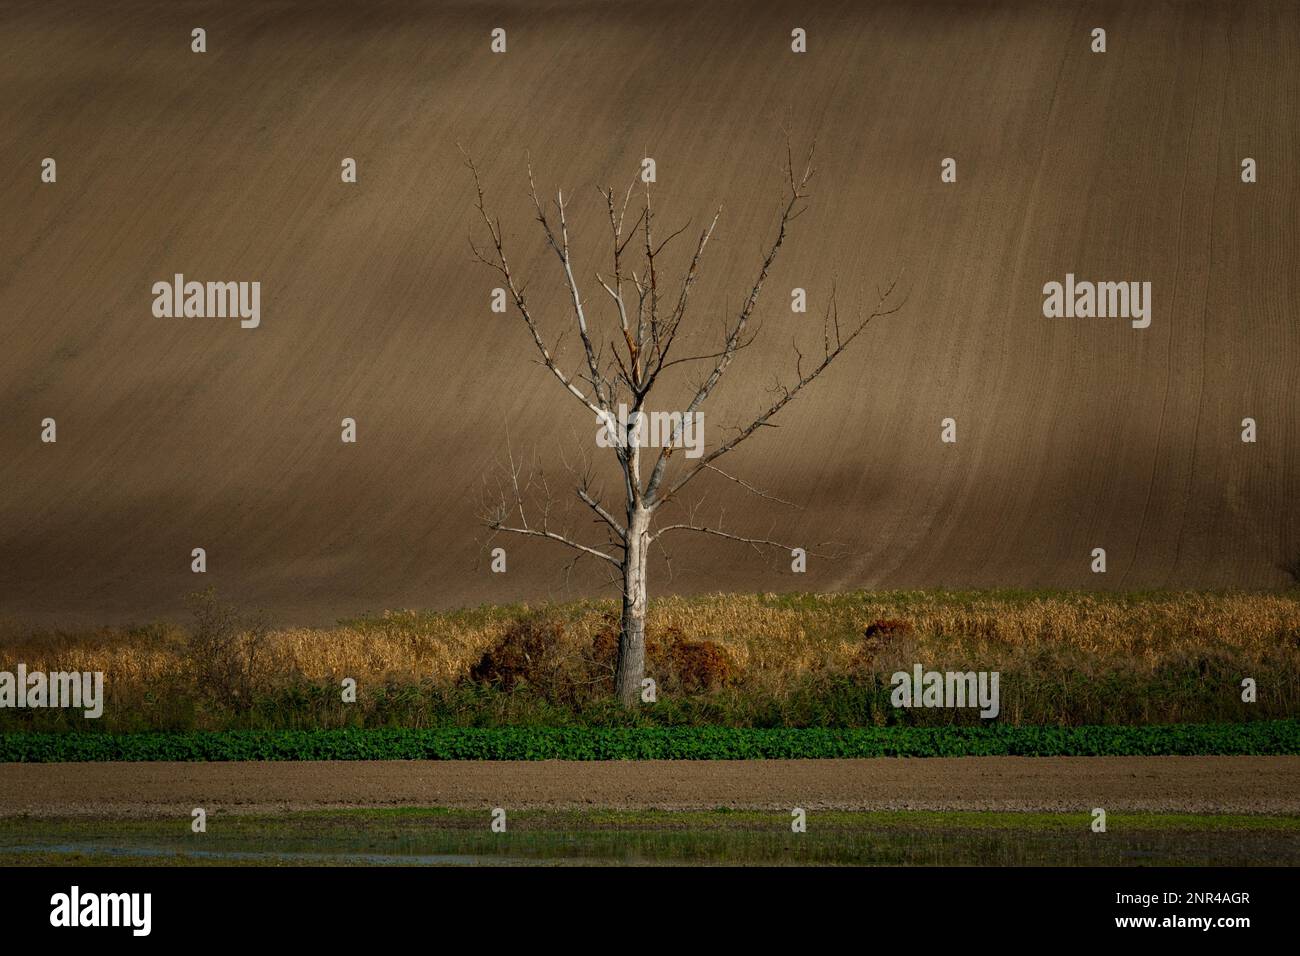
2;757;1297;817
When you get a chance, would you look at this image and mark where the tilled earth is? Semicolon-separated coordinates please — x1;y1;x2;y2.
4;1;1298;627
2;756;1297;817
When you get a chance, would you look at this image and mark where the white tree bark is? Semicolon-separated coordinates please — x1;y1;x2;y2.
614;506;651;706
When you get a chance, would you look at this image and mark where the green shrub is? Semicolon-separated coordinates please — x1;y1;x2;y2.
3;719;1297;762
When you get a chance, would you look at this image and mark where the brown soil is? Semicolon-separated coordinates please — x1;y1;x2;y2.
1;1;1297;629
2;757;1298;817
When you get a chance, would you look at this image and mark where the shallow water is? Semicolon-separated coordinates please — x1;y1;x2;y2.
7;825;1299;866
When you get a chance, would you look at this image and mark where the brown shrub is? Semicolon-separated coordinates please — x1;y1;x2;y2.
863;618;912;640
854;618;914;674
587;612;622;693
588;618;732;692
469;610;629;704
669;640;733;691
469;613;569;690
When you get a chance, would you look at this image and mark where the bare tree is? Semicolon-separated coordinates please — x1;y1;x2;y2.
465;140;903;706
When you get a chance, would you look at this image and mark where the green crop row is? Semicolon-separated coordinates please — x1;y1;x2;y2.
3;719;1299;762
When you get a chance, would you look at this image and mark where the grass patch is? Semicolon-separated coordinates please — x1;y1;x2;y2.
4;808;1298;866
3;589;1297;730
5;808;1298;835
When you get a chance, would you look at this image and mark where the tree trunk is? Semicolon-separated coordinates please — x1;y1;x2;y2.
614;507;650;706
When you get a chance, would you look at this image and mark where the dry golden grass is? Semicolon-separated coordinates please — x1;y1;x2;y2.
4;590;1298;697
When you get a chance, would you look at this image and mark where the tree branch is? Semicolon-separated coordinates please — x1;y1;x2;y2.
487;523;622;565
461;146;610;419
656;273;905;506
644;137;816;502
